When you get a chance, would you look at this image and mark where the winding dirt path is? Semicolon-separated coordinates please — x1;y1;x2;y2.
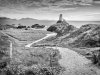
25;33;57;47
49;47;95;75
25;33;98;75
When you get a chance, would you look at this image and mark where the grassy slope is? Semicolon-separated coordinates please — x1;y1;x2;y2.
2;28;100;75
0;29;64;75
4;29;50;41
0;31;10;69
3;29;52;46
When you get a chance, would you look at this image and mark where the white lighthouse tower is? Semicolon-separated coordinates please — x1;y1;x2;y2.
57;14;63;23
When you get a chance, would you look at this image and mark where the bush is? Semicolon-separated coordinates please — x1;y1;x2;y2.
90;50;100;66
0;48;64;75
47;26;57;32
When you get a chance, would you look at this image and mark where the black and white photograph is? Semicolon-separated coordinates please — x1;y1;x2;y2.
0;0;100;75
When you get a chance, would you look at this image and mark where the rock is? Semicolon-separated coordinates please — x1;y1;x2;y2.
87;50;100;66
0;62;7;69
31;24;45;29
68;24;100;48
47;14;76;36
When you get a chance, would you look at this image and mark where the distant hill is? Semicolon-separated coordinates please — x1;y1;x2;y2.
0;17;17;25
0;17;56;26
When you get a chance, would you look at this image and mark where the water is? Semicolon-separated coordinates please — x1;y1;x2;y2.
68;21;100;28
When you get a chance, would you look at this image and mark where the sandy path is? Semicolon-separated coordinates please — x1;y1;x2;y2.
49;47;96;75
25;33;57;47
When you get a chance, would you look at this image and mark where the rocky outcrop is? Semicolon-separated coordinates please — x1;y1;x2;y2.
86;49;100;66
31;24;45;29
47;15;76;36
65;24;98;39
47;15;100;48
68;24;100;48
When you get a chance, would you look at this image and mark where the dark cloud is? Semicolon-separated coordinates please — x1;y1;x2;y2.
41;4;49;7
22;0;42;2
60;5;78;8
59;4;94;9
0;0;63;8
26;4;49;9
48;0;62;3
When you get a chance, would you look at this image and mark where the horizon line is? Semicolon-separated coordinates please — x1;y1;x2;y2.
0;16;100;21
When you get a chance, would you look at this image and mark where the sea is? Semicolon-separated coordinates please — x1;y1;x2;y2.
67;21;100;28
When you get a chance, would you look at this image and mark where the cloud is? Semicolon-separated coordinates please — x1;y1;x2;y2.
0;0;98;10
0;0;94;9
84;13;100;17
0;0;100;21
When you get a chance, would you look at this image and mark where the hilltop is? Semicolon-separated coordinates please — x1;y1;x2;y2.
47;14;77;36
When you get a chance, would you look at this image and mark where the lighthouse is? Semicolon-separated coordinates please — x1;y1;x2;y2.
57;14;63;23
59;14;63;21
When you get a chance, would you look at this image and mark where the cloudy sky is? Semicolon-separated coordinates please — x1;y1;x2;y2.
0;0;100;21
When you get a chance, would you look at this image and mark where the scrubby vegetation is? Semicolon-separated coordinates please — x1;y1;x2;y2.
31;24;45;29
4;29;51;42
86;49;100;67
68;24;100;48
0;32;10;74
0;24;16;30
0;47;64;75
0;30;64;75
